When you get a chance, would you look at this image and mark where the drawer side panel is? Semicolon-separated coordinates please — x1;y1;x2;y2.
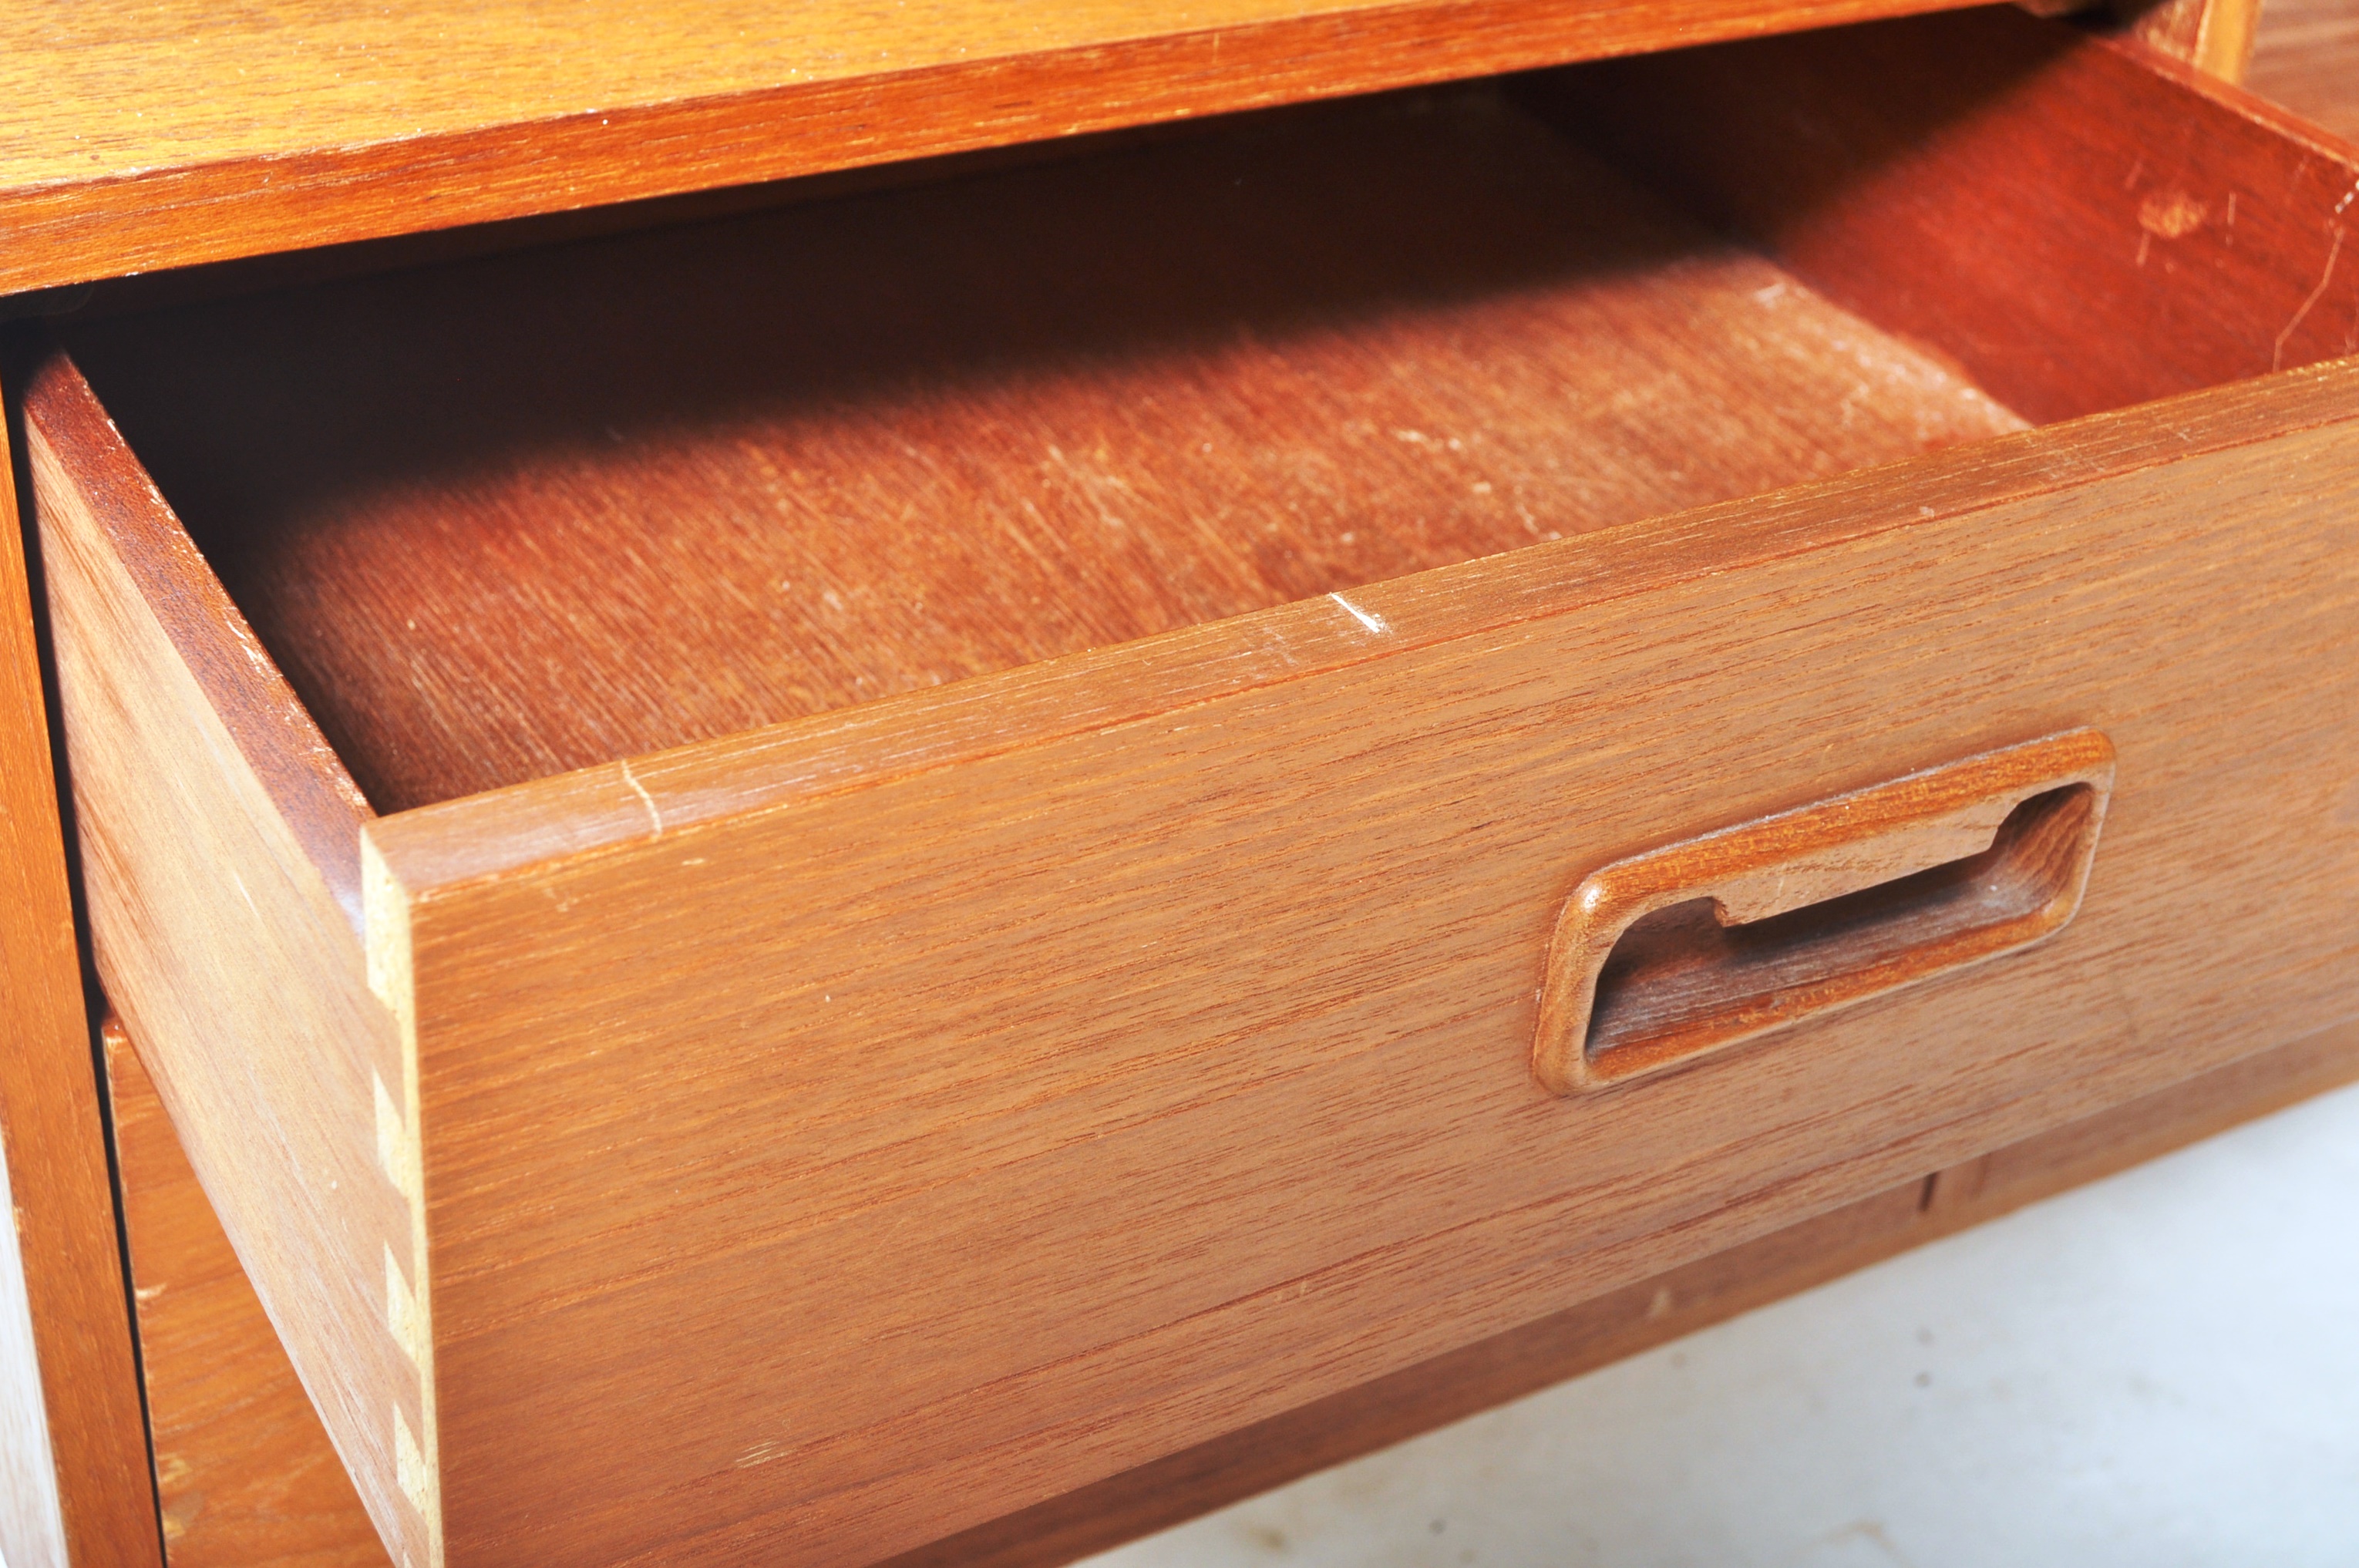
27;356;436;1568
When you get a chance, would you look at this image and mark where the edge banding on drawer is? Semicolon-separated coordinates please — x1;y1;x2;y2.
27;12;2359;1568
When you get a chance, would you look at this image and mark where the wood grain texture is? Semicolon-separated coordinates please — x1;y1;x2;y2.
86;998;2359;1568
52;340;2359;1565
892;1014;2359;1568
59;85;2025;813
1920;1014;2359;1219
2246;0;2359;142
38;21;2359;1564
347;361;2359;1567
22;355;429;1568
1533;731;2114;1093
0;360;161;1567
0;0;2003;298
1528;7;2359;427
102;1020;389;1568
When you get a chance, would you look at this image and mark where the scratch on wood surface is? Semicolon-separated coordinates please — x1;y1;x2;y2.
2274;225;2345;371
1329;592;1389;635
619;757;662;839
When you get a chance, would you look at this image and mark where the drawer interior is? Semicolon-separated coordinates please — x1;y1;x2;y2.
56;8;2359;816
44;39;2038;815
57;7;2359;827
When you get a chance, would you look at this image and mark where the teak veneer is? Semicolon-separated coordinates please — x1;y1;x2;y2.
0;0;2017;297
99;1006;2359;1568
58;85;2023;816
18;8;2359;1568
890;1014;2359;1568
100;1021;387;1568
0;345;162;1568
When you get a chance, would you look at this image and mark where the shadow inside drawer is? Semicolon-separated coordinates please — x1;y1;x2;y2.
59;82;2022;812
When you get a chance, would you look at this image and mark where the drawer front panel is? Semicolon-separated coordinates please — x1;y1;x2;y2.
366;373;2359;1566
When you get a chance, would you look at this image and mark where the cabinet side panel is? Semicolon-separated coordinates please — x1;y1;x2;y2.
0;358;160;1566
24;355;433;1568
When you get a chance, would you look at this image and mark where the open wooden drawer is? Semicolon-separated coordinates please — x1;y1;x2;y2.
22;10;2359;1566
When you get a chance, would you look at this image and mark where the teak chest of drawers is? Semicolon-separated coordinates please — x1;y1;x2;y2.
2;2;2357;1566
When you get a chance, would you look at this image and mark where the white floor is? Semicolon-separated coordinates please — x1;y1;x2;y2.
1083;1078;2359;1568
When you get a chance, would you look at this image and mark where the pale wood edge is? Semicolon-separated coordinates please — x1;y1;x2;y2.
0;1119;70;1568
23;354;436;1568
2110;0;2265;80
358;836;439;1568
0;0;1994;298
878;1015;2359;1568
0;351;162;1566
362;357;2359;911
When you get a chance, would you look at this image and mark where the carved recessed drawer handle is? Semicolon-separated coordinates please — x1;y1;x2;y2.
1532;729;2117;1095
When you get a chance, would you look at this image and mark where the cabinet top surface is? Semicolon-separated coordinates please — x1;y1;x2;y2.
11;0;1404;186
0;0;1965;295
